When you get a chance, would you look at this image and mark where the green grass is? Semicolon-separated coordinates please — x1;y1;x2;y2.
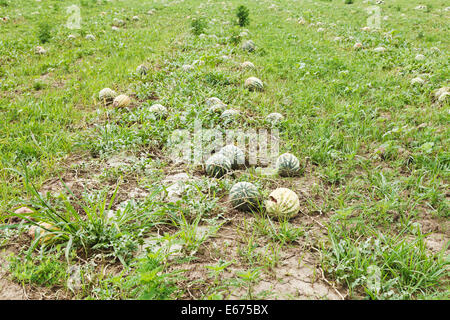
322;223;449;299
0;0;448;300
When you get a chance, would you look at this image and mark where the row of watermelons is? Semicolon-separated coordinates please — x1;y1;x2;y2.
98;62;301;220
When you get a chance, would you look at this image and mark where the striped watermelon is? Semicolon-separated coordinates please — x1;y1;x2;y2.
276;153;300;177
244;77;263;91
209;103;227;113
113;94;131;108
230;182;260;211
205;154;232;178
220;109;240;123
219;145;245;169
240;61;255;69
206;97;226;107
149;104;168;119
265;188;300;219
99;88;117;104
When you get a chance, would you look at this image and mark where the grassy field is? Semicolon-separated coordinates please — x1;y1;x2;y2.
0;0;448;300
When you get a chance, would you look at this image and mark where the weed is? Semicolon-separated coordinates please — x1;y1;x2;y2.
236;5;250;27
126;252;184;299
10;166;163;265
8;253;67;287
322;224;449;299
37;22;52;43
191;17;208;36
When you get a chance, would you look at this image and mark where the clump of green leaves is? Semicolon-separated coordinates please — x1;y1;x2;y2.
8;253;67;287
344;0;354;4
190;17;207;36
33;80;45;91
236;5;250;27
128;252;183;299
37;22;52;43
229;27;242;45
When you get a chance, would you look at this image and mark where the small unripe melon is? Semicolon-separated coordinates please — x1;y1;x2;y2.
205;154;232;178
276;153;301;177
219;145;245;169
230;182;260;211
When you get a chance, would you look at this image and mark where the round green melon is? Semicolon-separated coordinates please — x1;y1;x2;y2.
265;188;300;219
240;61;255;69
205;97;225;107
99;88;117;104
230;182;260;211
219;145;245;169
244;77;263;91
205;154;232;178
149;103;168;119
276;153;300;177
113;94;131;108
220;109;240;123
209;103;227;113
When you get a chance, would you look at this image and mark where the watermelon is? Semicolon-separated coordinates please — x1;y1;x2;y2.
209;103;227;113
149;103;168;119
219;145;245;169
220;109;240;122
265;188;300;219
244;77;263;91
206;97;225;107
229;182;260;211
113;94;131;108
205;154;232;178
99;88;117;104
276;153;300;177
240;61;255;69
